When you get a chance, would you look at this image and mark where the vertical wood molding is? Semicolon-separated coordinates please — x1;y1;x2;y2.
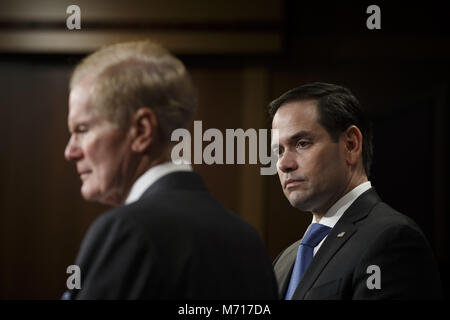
239;67;269;240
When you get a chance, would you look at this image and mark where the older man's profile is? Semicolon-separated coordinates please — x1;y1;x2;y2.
62;40;278;299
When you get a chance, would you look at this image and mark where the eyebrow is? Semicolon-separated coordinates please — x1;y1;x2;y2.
272;130;314;149
287;130;314;143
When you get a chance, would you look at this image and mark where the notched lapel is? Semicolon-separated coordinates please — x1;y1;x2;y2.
292;223;356;299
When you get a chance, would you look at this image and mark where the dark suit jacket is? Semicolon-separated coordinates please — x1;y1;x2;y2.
69;171;278;299
273;188;443;299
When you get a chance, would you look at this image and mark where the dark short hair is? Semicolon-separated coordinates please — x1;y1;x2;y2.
269;82;373;177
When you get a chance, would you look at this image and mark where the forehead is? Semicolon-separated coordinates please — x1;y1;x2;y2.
67;83;99;127
272;100;322;137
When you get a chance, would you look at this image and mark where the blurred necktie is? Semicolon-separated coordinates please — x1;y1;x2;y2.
61;291;71;300
285;223;331;300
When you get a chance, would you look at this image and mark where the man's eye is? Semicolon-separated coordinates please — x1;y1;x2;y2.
76;125;88;133
296;140;310;149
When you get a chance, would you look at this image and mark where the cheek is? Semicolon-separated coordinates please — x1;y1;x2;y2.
316;147;346;181
277;165;283;181
93;138;130;182
84;143;97;163
84;133;119;164
84;143;104;176
84;138;114;180
303;147;338;180
299;151;319;176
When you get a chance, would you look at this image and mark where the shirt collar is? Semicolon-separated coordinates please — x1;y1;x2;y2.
125;161;192;205
313;181;372;228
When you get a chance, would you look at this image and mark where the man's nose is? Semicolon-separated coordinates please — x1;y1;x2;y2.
277;150;298;173
64;136;82;161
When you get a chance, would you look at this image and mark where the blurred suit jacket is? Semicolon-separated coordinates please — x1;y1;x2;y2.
68;171;278;299
273;188;443;299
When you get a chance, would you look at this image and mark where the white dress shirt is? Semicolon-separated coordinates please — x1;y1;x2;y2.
124;162;193;205
305;181;372;255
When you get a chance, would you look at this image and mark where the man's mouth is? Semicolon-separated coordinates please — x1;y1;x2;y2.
78;170;92;180
284;178;305;189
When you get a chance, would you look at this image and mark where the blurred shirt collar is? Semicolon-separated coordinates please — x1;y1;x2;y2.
125;161;192;205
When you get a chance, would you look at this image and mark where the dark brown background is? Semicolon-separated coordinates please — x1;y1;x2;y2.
0;0;449;299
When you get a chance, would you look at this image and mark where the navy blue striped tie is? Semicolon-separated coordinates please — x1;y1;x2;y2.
285;223;331;300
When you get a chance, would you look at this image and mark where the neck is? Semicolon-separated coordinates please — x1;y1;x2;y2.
113;145;171;207
313;173;368;223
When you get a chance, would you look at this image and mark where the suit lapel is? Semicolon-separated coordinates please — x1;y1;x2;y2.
291;188;381;299
292;222;356;299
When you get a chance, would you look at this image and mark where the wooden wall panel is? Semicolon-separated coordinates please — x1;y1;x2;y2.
0;59;108;298
0;0;283;54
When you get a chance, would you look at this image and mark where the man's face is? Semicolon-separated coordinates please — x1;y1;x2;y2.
272;100;349;214
64;83;134;206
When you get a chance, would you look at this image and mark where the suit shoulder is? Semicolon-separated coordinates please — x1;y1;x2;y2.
81;205;150;248
364;201;424;234
356;201;433;254
283;240;301;257
82;208;117;240
274;240;300;266
95;191;266;251
88;205;133;229
119;190;257;232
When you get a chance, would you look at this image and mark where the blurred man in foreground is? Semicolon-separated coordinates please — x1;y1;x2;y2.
63;40;277;299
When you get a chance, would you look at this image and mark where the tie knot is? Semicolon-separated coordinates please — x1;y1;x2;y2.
300;223;331;248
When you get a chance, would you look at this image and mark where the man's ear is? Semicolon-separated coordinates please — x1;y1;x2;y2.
130;107;158;153
343;125;363;166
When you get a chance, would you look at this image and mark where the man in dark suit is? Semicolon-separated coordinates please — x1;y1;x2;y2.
62;40;277;299
269;82;442;299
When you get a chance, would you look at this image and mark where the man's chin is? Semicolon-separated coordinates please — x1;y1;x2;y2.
81;185;101;203
81;192;98;203
288;194;313;212
81;188;121;207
